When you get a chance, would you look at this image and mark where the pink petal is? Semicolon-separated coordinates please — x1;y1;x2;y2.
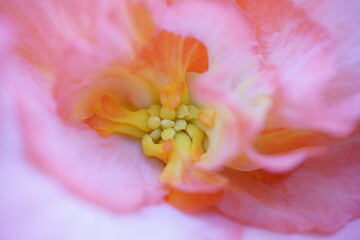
0;0;151;69
243;218;360;240
157;0;259;88
293;0;360;130
5;57;166;212
237;0;360;137
293;0;360;100
0;0;138;69
156;1;262;170
0;158;242;240
53;41;157;120
217;133;360;233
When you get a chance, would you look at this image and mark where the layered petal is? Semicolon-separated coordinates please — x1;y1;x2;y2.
243;218;360;240
0;0;99;69
5;57;166;211
218;133;360;233
0;158;243;240
293;0;360;111
156;0;262;171
236;0;360;137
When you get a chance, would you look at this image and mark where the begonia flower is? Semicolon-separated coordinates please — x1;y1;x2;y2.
1;0;360;239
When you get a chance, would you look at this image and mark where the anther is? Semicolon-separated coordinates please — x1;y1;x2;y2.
174;119;187;131
161;128;176;140
160;106;176;120
147;104;161;117
150;128;162;140
185;123;205;145
161;119;175;129
100;95;151;132
185;105;199;120
142;134;173;162
185;123;205;158
148;116;161;129
198;107;215;127
176;104;190;119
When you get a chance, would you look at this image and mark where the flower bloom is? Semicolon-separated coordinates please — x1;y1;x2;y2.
1;0;360;239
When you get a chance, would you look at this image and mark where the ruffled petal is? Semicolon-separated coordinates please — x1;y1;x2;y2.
243;218;360;240
6;58;166;212
53;41;159;120
293;0;360;99
156;1;262;171
294;0;360;130
236;0;360;137
157;0;259;88
218;133;360;233
0;160;242;240
0;0;98;69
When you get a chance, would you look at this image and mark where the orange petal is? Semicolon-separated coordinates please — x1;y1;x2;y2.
198;106;215;128
254;128;332;155
165;189;223;213
130;30;209;90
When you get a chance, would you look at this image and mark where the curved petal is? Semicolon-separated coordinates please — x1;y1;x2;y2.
0;0;99;69
217;133;360;233
151;0;263;173
156;0;260;90
53;41;159;120
293;0;360;99
230;129;330;172
196;67;279;171
243;218;360;240
7;59;166;212
236;0;360;137
0;159;243;240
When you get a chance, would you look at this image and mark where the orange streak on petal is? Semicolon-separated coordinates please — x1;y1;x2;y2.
160;82;187;109
130;4;155;46
198;106;215;128
131;31;209;90
162;139;174;154
246;168;295;184
254;129;332;155
100;95;129;121
165;189;223;213
182;37;209;74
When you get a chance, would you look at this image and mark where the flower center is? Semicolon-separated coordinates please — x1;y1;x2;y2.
142;102;207;163
85;81;215;165
78;28;225;199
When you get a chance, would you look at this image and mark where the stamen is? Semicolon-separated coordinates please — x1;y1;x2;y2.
161;119;175;128
85;115;145;138
176;104;190;119
158;131;192;182
185;123;205;158
87;86;215;177
174;119;187;131
160;82;189;109
185;105;199;120
150;128;162;140
147;104;161;117
101;95;151;132
148;116;161;129
161;128;176;140
198;106;215;127
160;106;176;120
142;134;173;162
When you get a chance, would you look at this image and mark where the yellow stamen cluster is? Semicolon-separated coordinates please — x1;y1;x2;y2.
141;102;214;163
86;85;216;164
147;103;199;141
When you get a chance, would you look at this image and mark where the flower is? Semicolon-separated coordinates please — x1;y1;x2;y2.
1;0;360;239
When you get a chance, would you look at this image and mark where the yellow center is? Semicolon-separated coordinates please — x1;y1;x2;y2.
72;5;227;211
84;82;216;166
142;102;207;163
